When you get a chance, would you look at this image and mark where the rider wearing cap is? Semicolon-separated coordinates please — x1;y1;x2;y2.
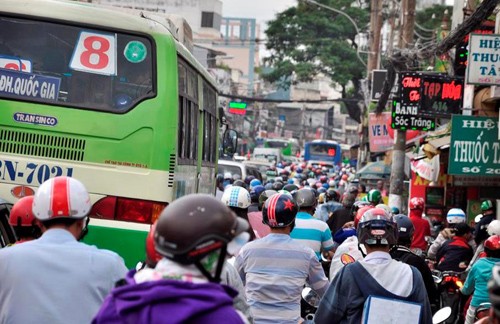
0;176;128;324
94;194;250;324
235;193;329;324
315;208;432;324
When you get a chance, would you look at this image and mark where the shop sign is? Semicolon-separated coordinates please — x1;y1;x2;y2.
420;75;463;116
368;112;392;152
448;115;500;176
392;72;436;131
453;175;500;186
467;33;500;85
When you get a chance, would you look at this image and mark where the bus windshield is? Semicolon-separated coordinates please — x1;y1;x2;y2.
0;16;154;111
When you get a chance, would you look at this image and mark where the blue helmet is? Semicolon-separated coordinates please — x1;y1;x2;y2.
250;179;262;188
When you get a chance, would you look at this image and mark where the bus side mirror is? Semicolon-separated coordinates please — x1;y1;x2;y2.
223;129;238;156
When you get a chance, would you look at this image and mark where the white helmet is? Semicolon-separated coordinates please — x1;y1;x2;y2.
446;208;466;224
221;186;251;209
33;176;91;221
376;204;392;215
488;220;500;236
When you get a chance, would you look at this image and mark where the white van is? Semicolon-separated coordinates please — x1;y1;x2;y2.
252;147;283;164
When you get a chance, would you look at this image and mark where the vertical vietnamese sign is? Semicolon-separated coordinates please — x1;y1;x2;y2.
448;115;500;176
368;112;392;152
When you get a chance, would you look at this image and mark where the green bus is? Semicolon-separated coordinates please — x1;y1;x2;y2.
0;0;229;267
263;138;300;157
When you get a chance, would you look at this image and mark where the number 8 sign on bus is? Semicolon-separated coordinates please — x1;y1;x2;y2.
70;31;117;76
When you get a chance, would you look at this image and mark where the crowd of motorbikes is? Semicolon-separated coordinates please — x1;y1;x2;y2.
299;225;489;324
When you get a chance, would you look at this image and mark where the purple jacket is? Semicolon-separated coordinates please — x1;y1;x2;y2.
92;270;244;324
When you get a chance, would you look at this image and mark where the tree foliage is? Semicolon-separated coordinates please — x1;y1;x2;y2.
263;0;369;95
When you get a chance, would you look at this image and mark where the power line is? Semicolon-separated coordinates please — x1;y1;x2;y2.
218;92;359;103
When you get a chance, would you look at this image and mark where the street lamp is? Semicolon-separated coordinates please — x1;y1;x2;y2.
303;0;367;67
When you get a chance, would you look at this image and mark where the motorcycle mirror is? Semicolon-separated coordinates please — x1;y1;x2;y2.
301;287;320;308
432;306;452;324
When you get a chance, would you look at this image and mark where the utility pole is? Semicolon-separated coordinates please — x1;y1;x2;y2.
358;0;384;170
388;0;416;210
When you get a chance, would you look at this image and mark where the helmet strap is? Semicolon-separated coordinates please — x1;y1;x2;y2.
194;247;227;283
77;217;90;241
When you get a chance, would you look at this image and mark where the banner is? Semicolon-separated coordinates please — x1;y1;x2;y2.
368;112;392;152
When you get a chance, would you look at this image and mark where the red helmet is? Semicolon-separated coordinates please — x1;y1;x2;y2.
145;221;162;268
485;235;500;252
409;197;425;210
9;196;35;227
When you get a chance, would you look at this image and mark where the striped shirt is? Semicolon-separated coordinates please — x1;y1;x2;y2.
291;212;335;259
235;233;329;324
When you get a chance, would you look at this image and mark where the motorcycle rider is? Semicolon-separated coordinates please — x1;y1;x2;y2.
390;214;438;310
327;192;356;235
0;176;128;324
462;235;500;324
235;193;329;324
93;194;250;324
315;208;432;324
475;199;496;246
8;195;43;243
408;197;431;253
435;222;474;272
315;189;342;222
428;208;476;261
221;186;255;241
291;188;335;260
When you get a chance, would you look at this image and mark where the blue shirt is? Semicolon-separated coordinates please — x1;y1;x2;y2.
462;257;500;307
291;211;334;259
315;201;342;222
235;233;329;324
0;229;128;324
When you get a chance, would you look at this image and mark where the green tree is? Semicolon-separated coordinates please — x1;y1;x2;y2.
263;0;369;97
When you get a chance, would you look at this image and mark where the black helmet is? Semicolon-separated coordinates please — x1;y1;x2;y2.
272;181;284;191
357;207;398;246
283;184;299;192
262;193;298;228
259;189;278;209
154;194;248;282
293;188;317;209
393;214;414;244
233;179;248;190
326;189;340;202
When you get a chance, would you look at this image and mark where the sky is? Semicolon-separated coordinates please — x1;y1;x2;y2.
221;0;297;56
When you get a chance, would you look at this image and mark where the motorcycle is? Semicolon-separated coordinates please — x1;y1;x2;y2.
433;270;465;324
301;287;320;323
